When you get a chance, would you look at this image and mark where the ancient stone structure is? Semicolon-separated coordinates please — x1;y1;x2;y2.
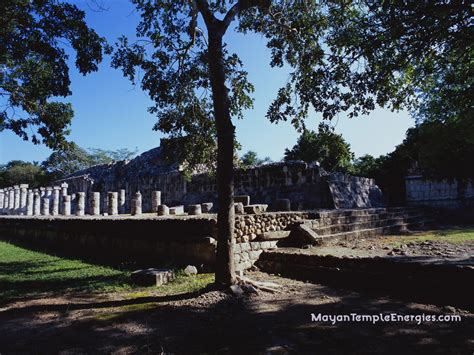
119;189;126;214
41;197;50;216
54;143;384;213
52;187;60;216
26;190;34;216
90;192;101;216
405;174;474;209
33;191;41;216
108;192;119;215
131;191;142;215
157;204;169;216
19;184;28;215
62;195;71;216
151;191;161;213
76;192;85;216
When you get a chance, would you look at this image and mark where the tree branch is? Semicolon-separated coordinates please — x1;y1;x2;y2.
222;0;271;32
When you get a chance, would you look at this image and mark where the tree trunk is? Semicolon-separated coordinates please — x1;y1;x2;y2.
207;28;236;287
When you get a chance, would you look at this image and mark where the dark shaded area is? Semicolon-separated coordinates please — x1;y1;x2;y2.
0;283;472;354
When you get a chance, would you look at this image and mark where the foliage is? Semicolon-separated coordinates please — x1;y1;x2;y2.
284;123;354;172
240;150;271;168
0;160;49;187
0;0;107;149
351;154;386;178
41;142;139;179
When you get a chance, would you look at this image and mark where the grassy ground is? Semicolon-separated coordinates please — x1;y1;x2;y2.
389;226;474;247
0;241;213;305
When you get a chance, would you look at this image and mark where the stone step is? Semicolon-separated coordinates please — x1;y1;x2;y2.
314;207;425;219
313;215;430;236
310;219;435;245
316;211;428;226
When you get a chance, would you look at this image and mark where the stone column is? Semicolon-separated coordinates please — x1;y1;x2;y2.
71;193;76;215
62;195;71;216
157;204;169;216
13;185;20;214
151;191;161;213
41;197;50;216
119;189;126;214
0;189;4;213
108;192;118;215
26;190;34;216
45;187;53;215
33;190;41;216
60;183;68;214
52;187;60;216
8;187;15;214
4;189;9;215
40;187;45;197
187;204;202;215
19;184;28;215
90;192;101;216
76;192;85;216
131;191;142;216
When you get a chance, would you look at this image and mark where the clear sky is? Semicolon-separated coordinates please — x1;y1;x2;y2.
0;0;414;164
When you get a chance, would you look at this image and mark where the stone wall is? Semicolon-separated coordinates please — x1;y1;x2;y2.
54;146;384;213
405;175;474;209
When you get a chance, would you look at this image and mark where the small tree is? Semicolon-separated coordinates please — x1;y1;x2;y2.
284;124;354;172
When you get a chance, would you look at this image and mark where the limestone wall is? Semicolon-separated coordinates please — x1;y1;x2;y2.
405;175;474;209
54;147;384;213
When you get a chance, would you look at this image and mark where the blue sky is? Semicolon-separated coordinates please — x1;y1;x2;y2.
0;0;414;164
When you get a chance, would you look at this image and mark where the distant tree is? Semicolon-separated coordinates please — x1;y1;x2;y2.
240;150;271;168
0;0;106;149
0;160;49;187
284;124;354;172
351;154;386;178
42;143;138;179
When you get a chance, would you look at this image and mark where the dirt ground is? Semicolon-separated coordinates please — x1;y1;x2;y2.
0;270;472;354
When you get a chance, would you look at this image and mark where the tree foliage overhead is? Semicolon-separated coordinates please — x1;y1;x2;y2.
0;0;106;149
284;123;354;172
239;150;271;168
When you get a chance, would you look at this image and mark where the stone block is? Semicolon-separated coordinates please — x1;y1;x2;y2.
169;205;184;215
187;204;202;215
157;204;169;216
234;195;250;206
244;204;268;214
131;268;175;286
234;202;244;214
201;202;213;213
259;230;291;241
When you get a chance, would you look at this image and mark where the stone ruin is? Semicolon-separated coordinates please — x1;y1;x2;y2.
1;141;382;216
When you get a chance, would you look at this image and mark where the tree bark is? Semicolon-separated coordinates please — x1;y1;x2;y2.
207;26;236;287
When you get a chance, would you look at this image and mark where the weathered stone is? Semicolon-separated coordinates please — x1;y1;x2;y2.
184;265;198;275
108;192;118;215
33;191;41;216
259;230;291;241
13;186;20;214
244;204;268;214
52;187;60;216
76;192;85;216
26;190;34;216
230;284;244;296
157;204;169;216
234;195;250;206
169;205;184;215
131;191;142;215
62;195;71;216
41;197;50;216
201;202;213;213
19;184;28;215
187;204;202;215
90;192;101;216
119;189;126;214
8;188;14;214
289;223;321;246
151;191;161;213
234;202;244;214
131;268;175;286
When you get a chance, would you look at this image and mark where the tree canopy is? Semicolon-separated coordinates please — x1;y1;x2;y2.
0;0;106;149
284;124;354;172
240;150;271;168
0;160;48;187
